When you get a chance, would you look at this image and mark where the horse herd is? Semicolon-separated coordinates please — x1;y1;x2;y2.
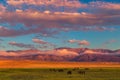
49;68;87;75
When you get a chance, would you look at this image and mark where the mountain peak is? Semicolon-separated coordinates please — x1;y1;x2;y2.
0;47;120;62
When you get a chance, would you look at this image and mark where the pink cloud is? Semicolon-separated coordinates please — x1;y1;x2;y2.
32;38;56;49
0;10;117;37
32;38;48;44
0;25;60;37
8;40;55;50
0;1;119;37
0;11;116;30
78;40;90;46
7;0;87;8
0;26;20;37
68;39;90;46
9;41;35;49
0;26;32;37
68;39;78;43
0;4;6;12
6;1;120;11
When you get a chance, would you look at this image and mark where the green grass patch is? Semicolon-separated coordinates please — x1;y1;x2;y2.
0;68;119;80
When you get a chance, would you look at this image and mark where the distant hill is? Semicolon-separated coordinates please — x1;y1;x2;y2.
0;48;120;62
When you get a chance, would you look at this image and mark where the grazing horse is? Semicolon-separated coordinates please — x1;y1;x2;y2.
78;71;85;75
67;71;72;75
84;68;89;70
58;69;64;72
72;67;79;71
49;69;56;72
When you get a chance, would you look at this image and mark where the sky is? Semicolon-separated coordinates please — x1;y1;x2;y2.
0;0;120;51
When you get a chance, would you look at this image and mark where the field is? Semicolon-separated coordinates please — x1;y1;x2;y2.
0;60;120;80
0;60;120;68
0;68;120;80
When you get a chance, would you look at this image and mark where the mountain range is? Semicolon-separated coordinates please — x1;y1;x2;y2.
0;47;120;62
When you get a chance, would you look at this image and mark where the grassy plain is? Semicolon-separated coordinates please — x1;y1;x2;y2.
0;68;120;80
0;60;120;80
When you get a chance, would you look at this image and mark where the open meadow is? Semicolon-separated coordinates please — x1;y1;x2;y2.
0;68;120;80
0;60;120;80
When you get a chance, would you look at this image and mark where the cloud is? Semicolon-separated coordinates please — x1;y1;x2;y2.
32;38;48;44
8;40;55;50
0;11;116;33
7;0;87;8
0;25;59;37
9;41;35;49
88;1;120;17
7;0;25;6
0;10;118;27
90;1;120;10
68;39;90;46
0;26;35;37
7;0;120;11
0;1;119;37
68;39;78;43
78;40;90;46
102;39;117;48
0;26;25;37
32;38;56;50
0;4;6;12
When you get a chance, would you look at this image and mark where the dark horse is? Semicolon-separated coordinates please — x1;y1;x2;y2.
67;71;72;75
78;71;85;75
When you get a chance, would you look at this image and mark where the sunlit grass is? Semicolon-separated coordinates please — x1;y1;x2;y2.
0;60;120;68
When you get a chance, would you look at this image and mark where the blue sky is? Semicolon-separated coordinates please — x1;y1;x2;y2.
0;0;120;50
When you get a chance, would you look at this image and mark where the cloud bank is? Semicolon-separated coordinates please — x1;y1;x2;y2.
0;0;119;50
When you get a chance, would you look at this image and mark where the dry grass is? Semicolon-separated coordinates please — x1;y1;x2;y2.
0;60;120;68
